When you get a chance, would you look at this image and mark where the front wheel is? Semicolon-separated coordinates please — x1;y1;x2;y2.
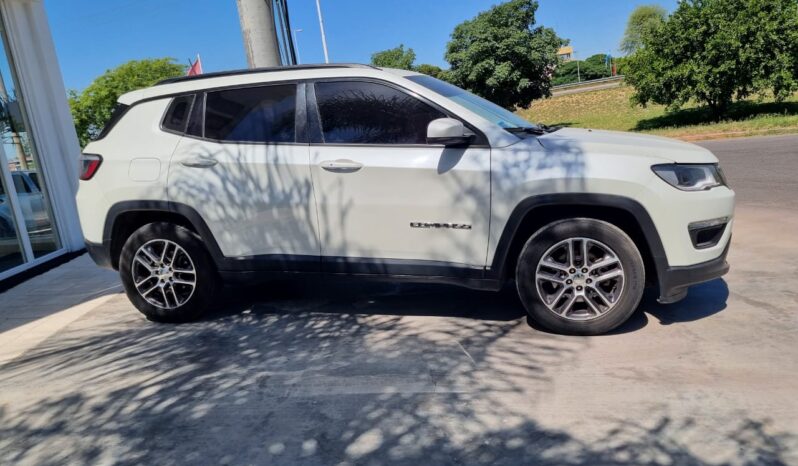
516;218;645;335
119;222;218;322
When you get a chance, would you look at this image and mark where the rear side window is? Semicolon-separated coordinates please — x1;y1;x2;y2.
314;81;445;144
204;84;296;143
162;95;195;133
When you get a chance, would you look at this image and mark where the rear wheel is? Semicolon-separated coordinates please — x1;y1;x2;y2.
516;218;645;335
119;222;218;322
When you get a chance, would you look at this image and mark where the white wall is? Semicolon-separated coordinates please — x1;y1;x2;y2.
0;0;84;251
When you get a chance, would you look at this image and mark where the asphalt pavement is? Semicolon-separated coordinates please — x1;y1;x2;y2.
0;135;796;466
698;134;798;210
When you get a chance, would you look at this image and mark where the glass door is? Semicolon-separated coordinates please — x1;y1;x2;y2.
0;17;61;276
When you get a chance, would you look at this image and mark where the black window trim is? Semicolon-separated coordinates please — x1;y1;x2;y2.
186;91;206;138
306;77;489;148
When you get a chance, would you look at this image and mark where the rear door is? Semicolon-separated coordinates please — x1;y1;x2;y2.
307;79;491;272
167;83;320;267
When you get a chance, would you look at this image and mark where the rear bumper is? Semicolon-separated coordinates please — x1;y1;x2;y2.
85;240;114;270
657;242;730;303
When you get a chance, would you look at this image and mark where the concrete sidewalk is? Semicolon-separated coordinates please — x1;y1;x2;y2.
0;254;121;364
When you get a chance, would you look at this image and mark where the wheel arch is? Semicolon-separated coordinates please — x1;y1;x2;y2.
490;194;668;290
104;201;223;270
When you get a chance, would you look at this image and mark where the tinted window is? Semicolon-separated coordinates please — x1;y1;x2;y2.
204;85;296;143
314;81;446;144
162;95;195;133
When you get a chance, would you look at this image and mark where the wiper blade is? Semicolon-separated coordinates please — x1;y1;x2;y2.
506;126;546;135
539;124;562;133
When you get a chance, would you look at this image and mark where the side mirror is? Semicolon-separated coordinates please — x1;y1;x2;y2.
427;118;474;146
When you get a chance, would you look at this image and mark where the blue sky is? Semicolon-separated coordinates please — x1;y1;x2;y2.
45;0;678;92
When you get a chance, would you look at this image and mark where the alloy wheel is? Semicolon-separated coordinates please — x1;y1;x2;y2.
535;237;625;321
131;239;197;310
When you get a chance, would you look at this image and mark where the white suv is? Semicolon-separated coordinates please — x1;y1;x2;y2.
76;64;734;335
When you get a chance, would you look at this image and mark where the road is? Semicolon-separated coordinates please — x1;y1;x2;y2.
551;79;624;97
698;135;798;210
0;135;796;465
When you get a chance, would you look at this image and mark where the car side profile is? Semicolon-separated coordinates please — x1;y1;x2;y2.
76;64;734;335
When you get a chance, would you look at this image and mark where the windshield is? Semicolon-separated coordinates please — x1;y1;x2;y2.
406;75;538;131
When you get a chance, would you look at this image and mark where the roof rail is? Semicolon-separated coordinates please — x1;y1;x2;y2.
156;63;378;86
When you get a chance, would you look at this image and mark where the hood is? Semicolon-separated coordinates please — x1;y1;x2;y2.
536;128;718;164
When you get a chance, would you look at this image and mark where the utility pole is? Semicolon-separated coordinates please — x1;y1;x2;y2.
315;0;330;63
292;28;303;64
574;50;581;83
236;0;282;68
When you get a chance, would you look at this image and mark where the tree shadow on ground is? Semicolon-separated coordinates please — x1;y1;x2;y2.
0;277;793;465
635;101;798;131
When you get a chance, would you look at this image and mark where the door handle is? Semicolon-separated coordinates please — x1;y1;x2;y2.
320;159;363;173
180;157;218;168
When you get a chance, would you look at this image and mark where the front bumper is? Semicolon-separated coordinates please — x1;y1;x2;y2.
657;242;730;303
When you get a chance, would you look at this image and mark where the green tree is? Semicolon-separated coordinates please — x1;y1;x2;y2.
620;5;667;55
415;63;448;81
625;0;798;118
444;0;563;109
370;44;416;70
69;58;185;147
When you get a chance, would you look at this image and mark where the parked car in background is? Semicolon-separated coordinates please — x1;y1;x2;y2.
0;170;49;236
76;64;735;335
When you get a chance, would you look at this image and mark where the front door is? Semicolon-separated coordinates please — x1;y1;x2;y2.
308;80;490;272
168;84;319;264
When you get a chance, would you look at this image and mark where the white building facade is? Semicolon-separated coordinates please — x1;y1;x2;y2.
0;0;83;282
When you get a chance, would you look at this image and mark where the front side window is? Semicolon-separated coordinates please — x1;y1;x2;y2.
314;81;446;144
204;84;296;143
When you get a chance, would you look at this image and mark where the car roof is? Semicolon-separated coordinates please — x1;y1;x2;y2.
154;63;377;86
118;63;417;106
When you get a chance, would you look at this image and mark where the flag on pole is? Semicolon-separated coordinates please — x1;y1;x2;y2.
187;54;203;76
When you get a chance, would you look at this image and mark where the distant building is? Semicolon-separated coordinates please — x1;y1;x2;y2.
557;46;574;62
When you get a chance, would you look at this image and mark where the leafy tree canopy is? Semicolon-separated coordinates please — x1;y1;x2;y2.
620;5;667;55
370;45;450;80
444;0;563;109
69;58;185;147
625;0;798;117
370;44;416;70
415;63;449;81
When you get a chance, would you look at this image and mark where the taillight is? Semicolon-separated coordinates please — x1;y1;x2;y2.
79;154;102;180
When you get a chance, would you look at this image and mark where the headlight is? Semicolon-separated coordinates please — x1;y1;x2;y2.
651;164;727;191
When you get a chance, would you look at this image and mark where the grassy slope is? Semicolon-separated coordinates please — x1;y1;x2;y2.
517;86;798;140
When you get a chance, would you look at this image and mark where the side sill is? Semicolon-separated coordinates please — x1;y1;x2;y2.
218;270;503;292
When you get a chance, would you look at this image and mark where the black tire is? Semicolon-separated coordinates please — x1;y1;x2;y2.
516;218;645;335
119;222;218;323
